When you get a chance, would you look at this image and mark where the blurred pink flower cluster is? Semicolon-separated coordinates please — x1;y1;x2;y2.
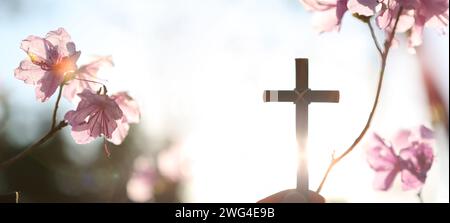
14;28;140;156
300;0;449;52
366;125;434;191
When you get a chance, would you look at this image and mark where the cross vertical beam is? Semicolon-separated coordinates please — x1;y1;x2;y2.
296;59;309;192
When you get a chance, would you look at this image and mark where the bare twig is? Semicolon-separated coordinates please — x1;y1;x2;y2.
316;8;404;193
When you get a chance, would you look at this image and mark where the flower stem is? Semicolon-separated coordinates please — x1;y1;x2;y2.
51;84;64;129
368;21;383;57
316;8;403;194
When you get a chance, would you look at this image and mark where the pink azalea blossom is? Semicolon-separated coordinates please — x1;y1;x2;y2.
408;0;449;51
366;125;434;191
14;28;81;102
109;92;141;145
64;89;123;156
63;56;114;103
300;0;449;51
300;0;349;33
375;0;448;52
300;0;382;32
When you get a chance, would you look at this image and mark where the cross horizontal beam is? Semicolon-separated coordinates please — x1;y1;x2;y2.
263;90;340;103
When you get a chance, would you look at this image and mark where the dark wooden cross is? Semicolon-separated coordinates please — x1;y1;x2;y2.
263;58;339;196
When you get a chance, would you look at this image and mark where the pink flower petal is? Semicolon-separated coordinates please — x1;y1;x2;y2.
401;169;424;190
109;121;130;145
300;0;349;33
373;169;399;191
112;92;140;124
14;60;46;85
65;103;100;131
399;143;434;190
376;4;392;29
316;5;347;32
70;129;96;144
419;125;434;140
393;125;434;150
347;0;378;16
409;23;424;49
108;92;141;145
396;13;415;32
35;71;65;102
367;133;399;171
392;129;412;150
20;35;54;64
400;144;434;173
366;133;402;191
63;56;114;102
45;27;77;57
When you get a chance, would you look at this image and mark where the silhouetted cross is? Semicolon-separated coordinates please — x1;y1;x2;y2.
263;58;339;195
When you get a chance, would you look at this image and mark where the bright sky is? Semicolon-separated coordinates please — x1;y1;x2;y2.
0;0;448;202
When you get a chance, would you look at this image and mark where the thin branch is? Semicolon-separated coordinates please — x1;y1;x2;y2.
1;83;68;170
0;121;67;170
368;20;383;57
316;8;403;194
51;84;64;129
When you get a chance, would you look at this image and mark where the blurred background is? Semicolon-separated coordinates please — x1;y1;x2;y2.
0;0;448;203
